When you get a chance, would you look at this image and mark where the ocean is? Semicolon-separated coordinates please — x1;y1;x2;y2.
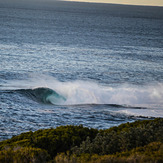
0;0;163;140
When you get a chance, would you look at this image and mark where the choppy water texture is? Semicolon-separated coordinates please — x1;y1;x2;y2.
0;1;163;140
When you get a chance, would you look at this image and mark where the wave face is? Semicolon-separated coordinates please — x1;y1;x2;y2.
2;76;163;109
17;87;66;105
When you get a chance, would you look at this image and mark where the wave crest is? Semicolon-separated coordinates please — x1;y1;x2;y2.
17;87;66;105
1;76;163;108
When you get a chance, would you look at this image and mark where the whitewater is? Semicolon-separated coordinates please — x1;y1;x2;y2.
2;76;163;109
0;1;163;140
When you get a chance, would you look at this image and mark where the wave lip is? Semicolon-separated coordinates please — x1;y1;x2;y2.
1;76;163;109
17;87;66;105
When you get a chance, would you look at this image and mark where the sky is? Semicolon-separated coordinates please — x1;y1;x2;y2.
63;0;163;6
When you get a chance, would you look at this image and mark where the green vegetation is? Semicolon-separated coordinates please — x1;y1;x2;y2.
0;118;162;163
0;147;50;163
55;141;163;163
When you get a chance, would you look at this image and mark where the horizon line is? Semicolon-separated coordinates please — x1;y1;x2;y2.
61;0;163;7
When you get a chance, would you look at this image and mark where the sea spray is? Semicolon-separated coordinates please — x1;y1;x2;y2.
1;75;163;108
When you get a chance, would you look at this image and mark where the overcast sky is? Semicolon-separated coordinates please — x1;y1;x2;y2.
63;0;163;6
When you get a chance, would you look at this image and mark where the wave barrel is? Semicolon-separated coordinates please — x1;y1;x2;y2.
17;87;66;105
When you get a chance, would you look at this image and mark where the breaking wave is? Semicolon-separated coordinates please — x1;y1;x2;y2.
1;75;163;108
16;87;66;105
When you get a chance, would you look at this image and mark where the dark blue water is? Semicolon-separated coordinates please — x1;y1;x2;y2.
0;1;163;140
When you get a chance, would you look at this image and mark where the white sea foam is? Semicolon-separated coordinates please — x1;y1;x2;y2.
2;75;163;108
116;108;163;118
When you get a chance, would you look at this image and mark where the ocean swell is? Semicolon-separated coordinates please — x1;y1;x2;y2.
16;87;66;105
1;76;163;108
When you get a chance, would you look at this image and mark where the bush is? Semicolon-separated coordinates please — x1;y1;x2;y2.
0;118;162;163
55;142;163;163
72;118;163;155
0;125;98;158
0;147;50;163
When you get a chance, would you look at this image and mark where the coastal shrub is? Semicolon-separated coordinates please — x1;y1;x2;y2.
0;125;98;158
55;141;163;163
72;118;163;155
72;131;121;155
103;118;163;135
0;147;50;163
0;118;162;162
32;125;98;157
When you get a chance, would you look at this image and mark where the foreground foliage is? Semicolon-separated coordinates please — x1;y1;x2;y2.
0;125;98;159
55;141;163;163
0;118;162;163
